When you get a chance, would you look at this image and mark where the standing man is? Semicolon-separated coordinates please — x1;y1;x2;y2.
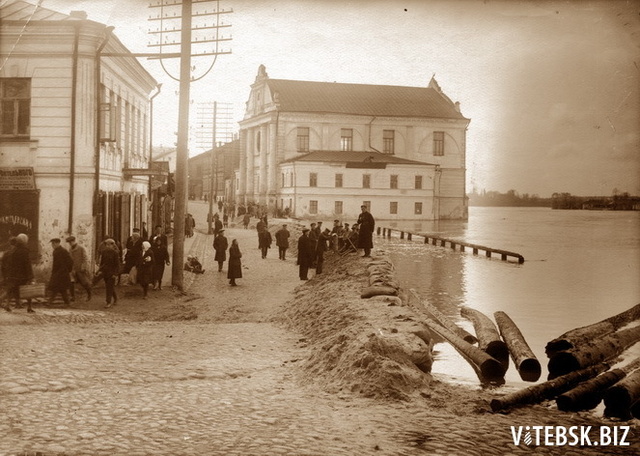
296;228;314;281
48;238;73;307
315;228;332;274
275;224;290;260
213;229;229;272
356;205;375;257
98;239;120;308
66;236;92;302
214;214;223;236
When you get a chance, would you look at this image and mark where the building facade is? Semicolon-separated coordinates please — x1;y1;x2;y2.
237;65;470;223
0;1;158;269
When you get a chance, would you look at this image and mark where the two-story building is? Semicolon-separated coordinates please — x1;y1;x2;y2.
0;1;158;268
237;65;470;223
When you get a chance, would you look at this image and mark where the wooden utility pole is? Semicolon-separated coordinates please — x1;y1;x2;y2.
207;101;217;234
171;0;193;291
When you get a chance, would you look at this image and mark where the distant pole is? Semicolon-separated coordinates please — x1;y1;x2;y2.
171;0;192;291
207;101;217;233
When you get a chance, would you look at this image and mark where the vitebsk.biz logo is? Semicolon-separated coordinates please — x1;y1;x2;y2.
511;426;631;447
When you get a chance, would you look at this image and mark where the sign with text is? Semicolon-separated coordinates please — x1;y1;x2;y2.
0;167;37;190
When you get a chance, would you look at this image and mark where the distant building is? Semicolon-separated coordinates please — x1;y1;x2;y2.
0;1;158;267
237;65;470;222
188;140;240;206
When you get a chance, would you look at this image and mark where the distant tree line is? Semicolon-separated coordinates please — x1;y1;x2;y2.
468;189;551;207
551;191;639;210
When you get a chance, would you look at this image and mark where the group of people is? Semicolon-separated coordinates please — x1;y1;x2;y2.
211;228;243;286
293;205;375;280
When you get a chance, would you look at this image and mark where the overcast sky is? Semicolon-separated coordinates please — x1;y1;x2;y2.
40;0;640;197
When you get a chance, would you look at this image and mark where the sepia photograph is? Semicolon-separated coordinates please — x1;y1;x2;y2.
1;0;639;454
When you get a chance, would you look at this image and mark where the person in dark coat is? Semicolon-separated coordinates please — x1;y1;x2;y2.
138;241;155;299
151;237;170;290
315;228;332;275
242;213;251;229
356;205;375;257
213;229;229;272
258;229;272;259
213;214;223;236
123;229;143;274
98;238;121;308
296;228;314;281
151;225;168;247
227;239;242;286
222;212;229;228
48;238;73;307
275;224;290;260
2;234;34;312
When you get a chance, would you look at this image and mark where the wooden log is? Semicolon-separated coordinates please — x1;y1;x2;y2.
547;325;640;379
556;357;640;412
603;368;640;420
545;303;640;357
460;306;509;369
409;289;477;344
490;363;609;413
494;311;541;382
420;314;505;384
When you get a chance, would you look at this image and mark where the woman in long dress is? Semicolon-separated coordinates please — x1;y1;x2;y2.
227;239;242;286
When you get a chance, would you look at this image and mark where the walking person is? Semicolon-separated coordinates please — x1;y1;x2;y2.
227;239;242;286
296;228;314;281
275;224;290;260
1;234;35;313
258;228;272;259
66;236;92;302
123;228;143;280
151;237;170;290
48;238;73;307
223;212;229;228
242;213;251;229
98;239;121;308
138;241;155;299
213;214;223;236
356;205;375;257
151;224;168;247
213;229;229;272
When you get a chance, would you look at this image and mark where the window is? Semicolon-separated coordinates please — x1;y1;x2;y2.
335;173;343;188
1;78;30;137
340;128;353;151
309;172;317;187
334;201;343;215
297;127;309;152
433;131;444;156
415;202;423;215
309;200;318;214
362;174;371;189
390;175;398;189
415;175;423;189
390;202;398;214
383;129;395;154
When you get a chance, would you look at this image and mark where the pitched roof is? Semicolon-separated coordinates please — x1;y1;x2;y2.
280;150;436;167
266;79;466;120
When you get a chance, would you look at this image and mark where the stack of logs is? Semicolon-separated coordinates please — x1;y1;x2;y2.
359;261;640;419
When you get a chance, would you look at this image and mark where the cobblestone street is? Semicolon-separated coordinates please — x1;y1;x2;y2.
1;204;638;455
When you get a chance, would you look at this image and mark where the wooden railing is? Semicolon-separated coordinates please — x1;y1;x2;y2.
377;227;525;264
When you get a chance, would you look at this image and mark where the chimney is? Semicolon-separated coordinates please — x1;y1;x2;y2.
70;11;87;20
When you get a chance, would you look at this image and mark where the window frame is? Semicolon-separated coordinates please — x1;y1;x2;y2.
1;78;31;138
340;128;353;151
390;201;398;215
309;200;318;214
309;172;318;187
433;131;444;156
414;202;423;215
383;129;395;154
297;126;310;153
335;173;343;188
362;174;371;189
415;175;423;190
334;201;343;215
390;174;398;189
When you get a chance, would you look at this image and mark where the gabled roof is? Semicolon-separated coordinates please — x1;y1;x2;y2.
280;150;436;167
266;79;466;120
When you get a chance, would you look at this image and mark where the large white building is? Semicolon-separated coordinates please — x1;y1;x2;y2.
237;65;470;222
0;1;158;267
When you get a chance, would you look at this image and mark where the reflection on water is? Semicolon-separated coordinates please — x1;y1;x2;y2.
382;207;640;389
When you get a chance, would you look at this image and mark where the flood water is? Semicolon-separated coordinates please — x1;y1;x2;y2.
381;207;640;389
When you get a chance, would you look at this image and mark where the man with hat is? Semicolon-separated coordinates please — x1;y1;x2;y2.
213;228;229;272
296;228;314;280
275;224;290;260
123;228;143;278
48;238;73;307
66;235;92;302
356;204;375;257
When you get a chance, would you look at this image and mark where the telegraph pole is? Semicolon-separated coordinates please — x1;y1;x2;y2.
208;101;216;233
148;0;232;291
